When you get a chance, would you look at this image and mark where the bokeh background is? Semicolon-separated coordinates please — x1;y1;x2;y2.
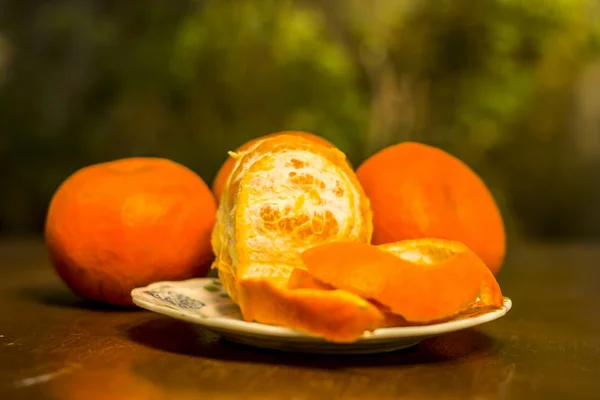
1;0;600;241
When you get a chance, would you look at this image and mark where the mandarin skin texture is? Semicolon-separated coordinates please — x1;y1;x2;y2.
45;157;216;306
356;142;506;275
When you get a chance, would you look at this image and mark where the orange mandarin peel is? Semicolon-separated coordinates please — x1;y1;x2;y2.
297;239;503;325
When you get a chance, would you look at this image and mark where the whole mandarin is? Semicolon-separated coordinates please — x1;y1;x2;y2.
356;142;506;275
45;157;217;306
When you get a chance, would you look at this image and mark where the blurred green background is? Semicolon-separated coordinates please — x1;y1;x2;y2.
1;0;600;240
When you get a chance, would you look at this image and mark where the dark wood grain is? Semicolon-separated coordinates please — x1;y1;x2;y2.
1;239;599;399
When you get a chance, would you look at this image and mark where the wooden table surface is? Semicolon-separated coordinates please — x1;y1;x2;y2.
1;239;599;400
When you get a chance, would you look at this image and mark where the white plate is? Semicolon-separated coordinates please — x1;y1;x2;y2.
131;278;512;354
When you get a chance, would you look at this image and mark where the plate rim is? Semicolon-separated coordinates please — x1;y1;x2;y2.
131;278;512;342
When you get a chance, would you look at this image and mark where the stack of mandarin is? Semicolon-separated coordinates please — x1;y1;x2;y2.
45;130;505;342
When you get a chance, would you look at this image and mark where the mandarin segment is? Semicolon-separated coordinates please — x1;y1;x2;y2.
301;239;503;324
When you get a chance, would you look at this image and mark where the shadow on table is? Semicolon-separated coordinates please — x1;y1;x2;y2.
123;316;500;368
13;282;135;312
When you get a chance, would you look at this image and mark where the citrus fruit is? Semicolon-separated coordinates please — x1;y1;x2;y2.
45;157;217;306
211;130;334;203
356;142;506;275
300;239;503;324
211;134;374;341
